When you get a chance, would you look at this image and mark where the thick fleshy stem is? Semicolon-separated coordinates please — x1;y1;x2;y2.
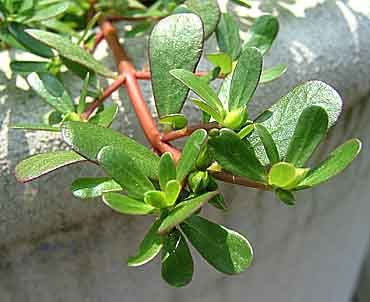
162;122;220;142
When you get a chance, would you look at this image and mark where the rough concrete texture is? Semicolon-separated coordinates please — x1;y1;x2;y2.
0;0;369;301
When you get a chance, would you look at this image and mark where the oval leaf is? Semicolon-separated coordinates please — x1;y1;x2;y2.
26;29;115;78
260;64;287;83
285;106;328;167
98;146;155;199
71;177;122;199
28;2;69;22
159;152;177;191
181;215;253;274
161;229;193;287
15;151;85;183
216;13;241;60
61;122;159;179
102;192;155;215
149;13;203;117
298;139;362;188
10;61;49;73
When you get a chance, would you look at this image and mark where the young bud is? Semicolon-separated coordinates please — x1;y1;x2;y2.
221;106;248;130
188;171;210;193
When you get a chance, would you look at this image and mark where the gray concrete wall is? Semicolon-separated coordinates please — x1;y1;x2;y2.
0;1;369;301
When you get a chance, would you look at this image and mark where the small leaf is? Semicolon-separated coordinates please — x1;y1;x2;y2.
71;177;122;199
249;81;343;165
255;124;279;164
161;229;193;287
209;129;266;183
10;61;49;73
268;162;308;190
27;29;115;78
11;123;59;132
15;151;85;183
170;69;225;117
77;72;90;114
242;15;279;55
102;192;155;215
183;0;220;38
27;72;74;114
237;123;254;139
207;52;233;74
164;180;181;205
149;13;203;117
128;219;163;267
229;47;262;110
158;191;219;234
61;122;159;179
181;215;253;274
230;0;252;8
159;152;177;191
28;2;70;22
177;129;208;183
191;98;224;123
159;114;188;130
216;13;241;60
260;64;287;83
8;23;54;58
298;139;362;188
98;146;155;199
275;188;296;206
285;106;328;167
144;190;168;208
89;103;119;127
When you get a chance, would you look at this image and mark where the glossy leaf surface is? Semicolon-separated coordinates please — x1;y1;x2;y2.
102;192;155;215
159;152;177;191
260;64;287;83
71;177;122;199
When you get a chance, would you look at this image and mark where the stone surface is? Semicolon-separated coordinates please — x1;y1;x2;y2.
0;1;370;301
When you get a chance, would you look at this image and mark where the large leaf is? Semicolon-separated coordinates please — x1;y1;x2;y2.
27;72;74;113
242;15;279;55
71;177;122;199
209;129;266;183
28;2;69;22
183;0;220;38
298;139;361;188
181;215;253;274
158;191;219;234
161;229;193;287
249;81;343;165
149;13;203;117
128;219;163;267
285;106;328;167
98;146;155;199
27;29;115;78
8;23;53;58
216;13;240;60
61;122;159;179
170;69;224;116
177;129;208;183
102;192;155;215
229;47;262;110
15;151;85;183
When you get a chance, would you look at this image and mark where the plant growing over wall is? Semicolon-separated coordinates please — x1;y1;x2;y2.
1;0;362;287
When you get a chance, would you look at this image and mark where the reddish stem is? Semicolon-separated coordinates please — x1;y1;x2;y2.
210;171;270;190
162;122;220;142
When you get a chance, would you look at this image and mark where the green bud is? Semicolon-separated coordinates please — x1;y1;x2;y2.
188;171;209;193
63;112;81;122
196;146;213;170
208;128;220;137
221;106;248;130
268;162;309;190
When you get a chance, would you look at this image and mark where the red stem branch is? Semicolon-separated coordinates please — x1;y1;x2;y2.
162;122;220;142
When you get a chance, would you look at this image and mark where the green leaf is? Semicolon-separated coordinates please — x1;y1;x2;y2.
159;152;177;191
298;139;362;188
237;123;254;139
89;103;119;127
242;15;279;55
191;98;224;123
249;81;343;165
8;23;54;58
158;191;219;234
230;0;252;8
61;122;159;179
71;177;122;199
77;72;90;114
164;180;181;205
216;13;240;60
159;114;188;130
181;215;253;274
27;72;74;114
98;146;155;199
209;129;266;183
128;219;163;267
170;69;225;117
28;2;69;22
149;13;203;117
19;0;35;13
177;129;208;183
26;29;115;78
11;123;59;132
285;106;328;167
0;26;28;51
268;162;308;190
260;64;287;83
255;124;279;164
144;190;168;208
207;52;233;74
161;229;193;287
275;188;296;206
183;0;220;38
229;47;262;110
102;192;155;215
10;61;49;73
15;151;85;183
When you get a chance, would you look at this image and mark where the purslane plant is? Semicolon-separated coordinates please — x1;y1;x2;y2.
2;0;362;287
